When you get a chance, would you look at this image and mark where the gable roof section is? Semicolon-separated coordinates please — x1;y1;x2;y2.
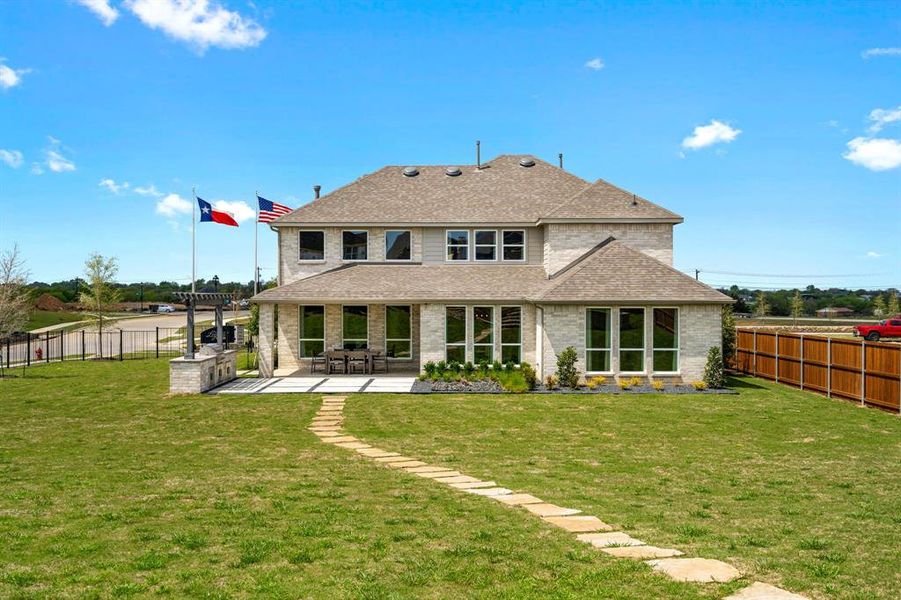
530;238;732;303
273;155;590;225
541;178;682;222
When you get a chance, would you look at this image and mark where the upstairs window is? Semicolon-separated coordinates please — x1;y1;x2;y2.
342;230;368;260
474;230;497;261
385;230;412;261
502;230;526;261
298;231;325;261
446;230;469;261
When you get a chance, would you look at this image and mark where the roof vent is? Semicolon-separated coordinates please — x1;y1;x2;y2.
445;167;462;177
519;158;535;168
402;167;419;177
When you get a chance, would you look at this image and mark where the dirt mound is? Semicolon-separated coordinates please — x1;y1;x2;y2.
34;293;67;312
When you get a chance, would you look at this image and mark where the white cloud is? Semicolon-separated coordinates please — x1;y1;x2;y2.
212;199;254;222
76;0;120;26
867;106;901;133
584;57;604;71
681;119;742;150
43;137;76;173
861;47;901;59
0;149;23;168
843;137;901;171
134;184;163;197
0;59;31;90
156;193;193;216
866;251;884;258
30;163;44;175
124;0;267;52
99;178;129;194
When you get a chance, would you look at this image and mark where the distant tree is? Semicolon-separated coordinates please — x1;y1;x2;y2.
753;291;769;318
790;290;804;324
722;305;736;364
0;245;31;375
79;253;121;357
888;293;900;316
872;295;887;318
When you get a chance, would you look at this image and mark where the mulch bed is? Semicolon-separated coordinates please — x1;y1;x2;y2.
411;380;735;394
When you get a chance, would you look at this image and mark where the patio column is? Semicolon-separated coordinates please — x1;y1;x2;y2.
276;304;300;375
258;303;275;378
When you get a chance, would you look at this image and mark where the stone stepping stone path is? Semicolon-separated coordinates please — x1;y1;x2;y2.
308;396;808;598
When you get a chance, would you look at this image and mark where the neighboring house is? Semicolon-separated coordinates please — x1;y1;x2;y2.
816;307;854;318
252;154;732;381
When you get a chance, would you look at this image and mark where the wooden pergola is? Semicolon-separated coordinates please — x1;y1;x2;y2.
172;292;233;358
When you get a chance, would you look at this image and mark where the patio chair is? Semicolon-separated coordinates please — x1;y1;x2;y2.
326;350;346;375
311;352;326;374
346;350;369;375
370;351;388;374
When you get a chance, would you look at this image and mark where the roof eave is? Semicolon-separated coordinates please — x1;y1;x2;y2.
537;217;683;225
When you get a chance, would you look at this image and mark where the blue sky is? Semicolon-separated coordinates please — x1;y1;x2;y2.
1;0;899;290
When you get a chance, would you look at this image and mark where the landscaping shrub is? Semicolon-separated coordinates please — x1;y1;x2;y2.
628;376;642;387
650;379;665;391
545;374;558;389
692;380;708;391
555;346;580;389
463;361;475;376
617;379;631;390
423;361;437;378
586;375;606;390
703;346;725;389
520;362;537;390
419;361;532;392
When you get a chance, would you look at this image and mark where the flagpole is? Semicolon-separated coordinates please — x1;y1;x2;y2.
191;186;196;293
254;191;259;296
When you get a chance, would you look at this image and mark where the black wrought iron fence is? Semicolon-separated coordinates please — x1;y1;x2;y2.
1;328;188;369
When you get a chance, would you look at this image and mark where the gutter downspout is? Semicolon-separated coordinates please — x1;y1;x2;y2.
536;305;544;379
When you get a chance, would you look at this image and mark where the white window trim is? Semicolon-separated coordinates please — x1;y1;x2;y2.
384;230;413;262
652;306;680;374
501;229;527;263
341;304;369;349
585;307;613;374
298;230;326;263
299;305;326;358
341;230;369;262
473;229;498;262
472;305;495;363
445;229;470;262
445;305;467;361
619;306;647;374
385;304;413;361
500;305;523;365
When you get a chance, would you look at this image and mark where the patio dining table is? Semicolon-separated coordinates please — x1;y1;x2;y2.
320;349;386;375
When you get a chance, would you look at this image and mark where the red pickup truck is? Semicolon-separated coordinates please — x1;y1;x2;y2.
854;316;901;341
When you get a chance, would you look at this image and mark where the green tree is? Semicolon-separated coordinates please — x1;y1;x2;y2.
0;245;31;376
753;290;769;318
721;305;736;364
790;290;804;324
887;293;899;316
79;253;121;357
872;295;886;318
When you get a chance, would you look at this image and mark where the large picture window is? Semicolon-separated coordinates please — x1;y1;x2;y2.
472;306;494;363
586;308;612;372
385;230;411;261
385;305;412;359
446;230;469;261
445;306;466;362
342;230;368;260
500;306;522;364
474;230;497;261
502;230;525;261
342;305;368;350
298;231;325;261
619;308;646;372
299;305;325;357
653;308;679;372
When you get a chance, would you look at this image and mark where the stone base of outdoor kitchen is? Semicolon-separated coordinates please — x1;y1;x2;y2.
169;349;238;394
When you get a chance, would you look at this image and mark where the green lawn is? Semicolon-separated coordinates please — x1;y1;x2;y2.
24;310;85;331
1;361;898;599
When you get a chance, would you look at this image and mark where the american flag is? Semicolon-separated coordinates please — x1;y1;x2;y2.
257;195;292;223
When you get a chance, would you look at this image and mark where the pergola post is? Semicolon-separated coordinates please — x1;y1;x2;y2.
185;298;195;358
215;304;224;347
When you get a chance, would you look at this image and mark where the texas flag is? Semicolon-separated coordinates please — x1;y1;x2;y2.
197;197;239;227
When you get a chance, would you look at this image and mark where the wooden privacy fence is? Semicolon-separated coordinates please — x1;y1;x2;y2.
734;329;900;412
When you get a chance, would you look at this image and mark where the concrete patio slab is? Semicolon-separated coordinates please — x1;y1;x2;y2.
576;532;645;548
493;494;544;506
646;558;741;583
543;515;613;532
449;480;497;489
602;546;683;559
523;503;582;517
724;582;808;599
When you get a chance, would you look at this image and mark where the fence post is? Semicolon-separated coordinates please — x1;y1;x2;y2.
5;337;9;369
26;334;30;367
45;331;50;363
826;337;831;399
156;327;159;359
60;332;64;362
799;334;804;390
860;339;865;407
752;330;757;376
775;332;779;383
119;330;124;361
81;330;85;361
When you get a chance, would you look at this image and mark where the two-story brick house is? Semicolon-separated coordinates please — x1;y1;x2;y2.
252;154;732;381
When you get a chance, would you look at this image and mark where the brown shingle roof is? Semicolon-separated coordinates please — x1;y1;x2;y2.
530;239;732;303
542;178;682;222
272;154;680;225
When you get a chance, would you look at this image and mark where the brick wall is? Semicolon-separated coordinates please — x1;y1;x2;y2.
544;223;673;274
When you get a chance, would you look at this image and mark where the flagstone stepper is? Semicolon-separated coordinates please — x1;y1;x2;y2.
313;431;344;437
542;515;613;533
357;449;401;458
433;475;480;484
601;546;683;560
465;487;512;496
404;466;455;474
645;558;741;583
523;503;582;518
320;436;357;443
374;455;414;463
723;582;808;599
416;470;463;479
309;426;341;432
493;494;544;506
449;480;498;489
334;442;371;450
576;532;645;548
387;460;427;468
